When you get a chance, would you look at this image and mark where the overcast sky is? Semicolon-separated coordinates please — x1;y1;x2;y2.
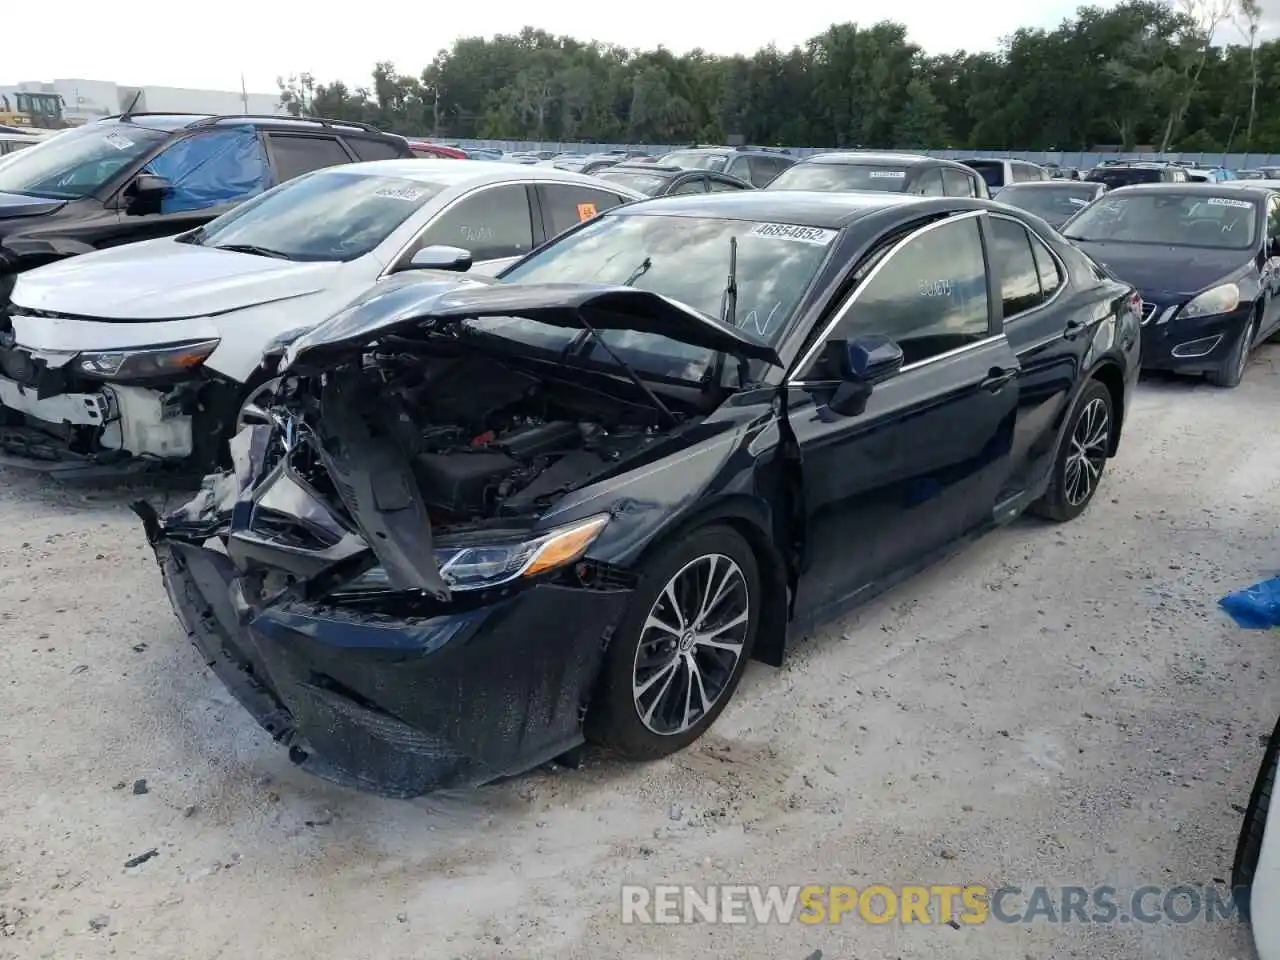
6;0;1256;94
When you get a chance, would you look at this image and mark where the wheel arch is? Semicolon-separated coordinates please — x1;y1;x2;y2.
625;493;790;668
1086;358;1126;455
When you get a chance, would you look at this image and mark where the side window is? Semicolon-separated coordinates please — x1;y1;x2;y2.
726;156;753;183
708;176;748;192
917;170;945;196
415;184;534;261
941;169;974;197
748;157;784;187
1267;196;1280;241
670;177;707;195
266;134;352;182
538;183;629;239
143;128;272;214
806;216;989;373
1030;233;1063;298
346;137;408;162
988;217;1044;318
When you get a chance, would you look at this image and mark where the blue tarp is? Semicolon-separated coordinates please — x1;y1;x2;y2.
1220;577;1280;628
145;125;271;214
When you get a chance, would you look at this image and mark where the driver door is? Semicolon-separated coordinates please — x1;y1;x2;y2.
786;212;1020;621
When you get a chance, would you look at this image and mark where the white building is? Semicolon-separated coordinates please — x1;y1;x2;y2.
0;78;286;125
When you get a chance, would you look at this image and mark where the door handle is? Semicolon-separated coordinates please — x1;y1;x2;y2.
1064;318;1086;340
980;367;1018;392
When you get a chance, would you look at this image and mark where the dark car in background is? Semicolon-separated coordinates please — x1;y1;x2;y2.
656;145;795;187
1084;161;1189;188
996;180;1107;228
593;163;753;196
136;190;1138;797
1062;183;1280;387
0;113;414;299
767;152;989;198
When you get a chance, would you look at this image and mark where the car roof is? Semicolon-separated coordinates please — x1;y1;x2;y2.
92;113;403;138
1104;182;1265;202
608;189;982;228
317;158;646;194
801;151;933;166
999;180;1098;189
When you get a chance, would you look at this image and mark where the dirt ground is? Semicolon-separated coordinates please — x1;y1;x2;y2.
3;351;1280;960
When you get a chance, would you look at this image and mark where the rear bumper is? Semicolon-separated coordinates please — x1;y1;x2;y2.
1140;306;1252;374
153;536;630;797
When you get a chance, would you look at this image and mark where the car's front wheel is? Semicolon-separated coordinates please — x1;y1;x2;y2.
1233;714;1280;919
586;524;760;760
1031;378;1113;523
1210;311;1258;389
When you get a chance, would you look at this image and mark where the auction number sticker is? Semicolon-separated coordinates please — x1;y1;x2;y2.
869;170;907;179
748;222;837;245
373;184;428;201
577;202;598;221
103;132;135;151
1206;197;1253;209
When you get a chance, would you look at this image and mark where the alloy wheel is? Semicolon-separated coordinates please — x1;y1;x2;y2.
236;377;283;433
1063;397;1109;507
631;553;750;736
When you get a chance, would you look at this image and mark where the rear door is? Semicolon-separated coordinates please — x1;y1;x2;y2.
534;182;634;244
393;183;537;275
786;212;1020;620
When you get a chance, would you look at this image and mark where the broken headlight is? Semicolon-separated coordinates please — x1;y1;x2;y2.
76;338;221;379
337;513;611;594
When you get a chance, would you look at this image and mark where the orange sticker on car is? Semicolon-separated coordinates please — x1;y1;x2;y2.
577;202;598;221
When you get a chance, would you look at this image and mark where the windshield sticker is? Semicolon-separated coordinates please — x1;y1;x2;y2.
869;170;907;179
748;222;837;245
103;132;135;151
373;184;428;201
1206;197;1253;209
576;201;598;221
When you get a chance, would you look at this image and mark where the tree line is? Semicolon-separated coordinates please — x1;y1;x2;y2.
277;0;1280;153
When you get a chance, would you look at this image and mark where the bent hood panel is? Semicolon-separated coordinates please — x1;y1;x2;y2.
283;276;781;370
1074;241;1250;298
0;191;66;220
11;238;340;320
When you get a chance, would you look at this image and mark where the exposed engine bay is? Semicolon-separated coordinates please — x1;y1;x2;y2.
275;350;682;533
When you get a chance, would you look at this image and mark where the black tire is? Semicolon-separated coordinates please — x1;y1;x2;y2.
1209;311;1257;389
1232;715;1280;920
1030;378;1113;523
585;524;761;760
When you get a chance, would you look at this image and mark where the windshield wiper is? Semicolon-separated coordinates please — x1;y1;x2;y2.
213;243;294;260
718;237;750;387
623;257;651;286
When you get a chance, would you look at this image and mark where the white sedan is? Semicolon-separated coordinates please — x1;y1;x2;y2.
0;160;643;473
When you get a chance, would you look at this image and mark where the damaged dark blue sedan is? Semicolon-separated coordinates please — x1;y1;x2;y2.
135;191;1141;797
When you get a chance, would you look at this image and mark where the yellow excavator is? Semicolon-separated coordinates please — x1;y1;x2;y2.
0;93;65;129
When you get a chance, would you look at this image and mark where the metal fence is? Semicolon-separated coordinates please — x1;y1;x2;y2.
449;139;1280;169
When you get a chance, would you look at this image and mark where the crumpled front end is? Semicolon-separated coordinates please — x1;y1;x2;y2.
135;335;651;795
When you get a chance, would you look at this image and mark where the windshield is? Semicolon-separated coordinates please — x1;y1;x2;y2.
961;160;1004;189
768;163;909;193
1062;193;1258;250
189;170;445;262
0;123;168;198
659;151;728;172
998;185;1099;222
594;170;667;196
486;214;835;381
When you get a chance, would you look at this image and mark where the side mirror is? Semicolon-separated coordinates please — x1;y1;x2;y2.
124;173;171;215
826;334;904;417
401;245;473;273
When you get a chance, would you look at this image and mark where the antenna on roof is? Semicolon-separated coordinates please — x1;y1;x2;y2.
120;89;143;122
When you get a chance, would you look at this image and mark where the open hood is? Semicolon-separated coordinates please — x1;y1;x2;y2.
282;275;782;371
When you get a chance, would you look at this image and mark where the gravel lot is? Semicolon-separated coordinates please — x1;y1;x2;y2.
3;349;1280;960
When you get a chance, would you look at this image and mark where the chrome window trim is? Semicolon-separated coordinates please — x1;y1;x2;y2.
988;212;1069;323
379;179;634;279
787;210;987;381
788;332;1006;388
